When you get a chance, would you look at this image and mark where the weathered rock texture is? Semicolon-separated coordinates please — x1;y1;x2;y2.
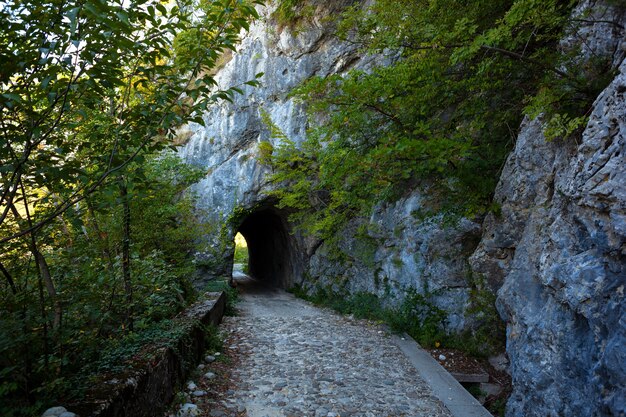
471;2;626;415
180;1;626;415
179;0;477;329
179;0;368;280
306;195;481;331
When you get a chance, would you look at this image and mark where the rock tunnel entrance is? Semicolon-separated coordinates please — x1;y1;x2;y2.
235;207;295;288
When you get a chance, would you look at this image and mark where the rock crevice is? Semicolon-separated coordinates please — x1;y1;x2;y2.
470;2;626;414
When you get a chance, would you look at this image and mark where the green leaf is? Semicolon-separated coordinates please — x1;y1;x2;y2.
155;3;167;16
2;93;22;104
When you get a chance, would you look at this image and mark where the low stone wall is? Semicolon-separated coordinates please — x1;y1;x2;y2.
70;291;226;417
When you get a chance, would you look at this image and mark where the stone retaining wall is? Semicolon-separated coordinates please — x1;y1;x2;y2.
70;291;226;417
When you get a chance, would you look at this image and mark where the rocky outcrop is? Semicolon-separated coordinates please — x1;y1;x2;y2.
306;193;481;331
470;2;626;415
181;1;625;415
179;0;369;278
179;0;477;328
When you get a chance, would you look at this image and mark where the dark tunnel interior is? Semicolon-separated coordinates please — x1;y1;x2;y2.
236;208;293;287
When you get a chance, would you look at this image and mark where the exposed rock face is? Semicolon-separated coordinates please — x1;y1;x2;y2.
179;0;371;279
179;0;477;328
307;193;481;331
181;1;626;415
471;3;626;415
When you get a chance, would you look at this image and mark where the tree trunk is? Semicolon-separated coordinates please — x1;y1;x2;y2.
120;181;133;332
36;255;50;369
86;197;115;272
9;200;62;330
86;197;120;337
33;248;61;329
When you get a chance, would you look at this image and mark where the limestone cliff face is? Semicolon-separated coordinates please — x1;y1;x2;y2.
180;1;626;415
470;2;626;415
306;196;481;331
179;0;478;330
178;0;369;277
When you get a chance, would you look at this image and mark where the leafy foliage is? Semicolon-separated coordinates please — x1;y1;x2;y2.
273;0;303;24
290;284;449;348
0;154;210;414
0;0;262;413
264;0;616;243
0;0;263;250
233;232;249;277
203;278;239;316
233;242;249;265
291;282;503;356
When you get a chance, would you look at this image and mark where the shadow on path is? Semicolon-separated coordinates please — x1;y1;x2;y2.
231;271;321;318
232;273;277;296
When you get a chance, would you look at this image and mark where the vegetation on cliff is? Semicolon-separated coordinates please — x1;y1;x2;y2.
266;0;616;241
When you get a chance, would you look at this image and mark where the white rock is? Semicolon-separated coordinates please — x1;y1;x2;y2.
42;407;67;417
488;353;509;372
438;354;446;361
204;371;216;379
178;403;200;417
205;355;216;363
192;390;207;397
187;381;197;391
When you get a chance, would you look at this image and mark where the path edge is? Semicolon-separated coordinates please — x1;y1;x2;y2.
71;291;226;417
392;333;494;417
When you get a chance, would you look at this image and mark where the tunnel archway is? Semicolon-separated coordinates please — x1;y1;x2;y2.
235;207;295;287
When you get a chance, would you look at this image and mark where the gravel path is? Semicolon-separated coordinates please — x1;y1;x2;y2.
181;278;452;417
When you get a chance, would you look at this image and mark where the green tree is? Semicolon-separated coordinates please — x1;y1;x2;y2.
0;0;262;245
0;0;263;413
266;0;616;241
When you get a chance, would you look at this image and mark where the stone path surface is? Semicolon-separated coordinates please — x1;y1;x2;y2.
184;277;453;417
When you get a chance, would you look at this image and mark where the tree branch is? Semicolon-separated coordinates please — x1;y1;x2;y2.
479;45;574;81
0;261;18;295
